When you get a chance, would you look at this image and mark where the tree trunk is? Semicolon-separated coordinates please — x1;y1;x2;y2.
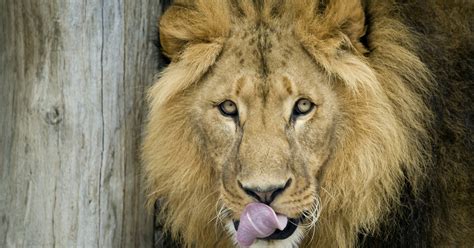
0;0;164;247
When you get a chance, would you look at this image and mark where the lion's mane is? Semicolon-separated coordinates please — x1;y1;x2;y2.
142;0;473;247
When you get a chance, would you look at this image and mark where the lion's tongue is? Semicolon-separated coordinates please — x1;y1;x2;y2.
236;203;288;247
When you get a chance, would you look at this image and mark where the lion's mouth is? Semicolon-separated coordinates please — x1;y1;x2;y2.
233;218;300;240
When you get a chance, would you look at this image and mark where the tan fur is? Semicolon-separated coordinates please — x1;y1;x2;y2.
142;0;470;247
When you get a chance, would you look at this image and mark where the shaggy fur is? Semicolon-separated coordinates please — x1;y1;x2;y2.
142;0;473;247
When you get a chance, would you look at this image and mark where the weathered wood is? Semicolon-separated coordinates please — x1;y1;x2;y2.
0;0;162;246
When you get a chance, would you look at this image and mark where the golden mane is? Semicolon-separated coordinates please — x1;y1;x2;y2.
141;0;464;247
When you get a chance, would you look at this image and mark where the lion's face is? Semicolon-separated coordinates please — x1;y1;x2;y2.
145;1;432;247
190;28;341;244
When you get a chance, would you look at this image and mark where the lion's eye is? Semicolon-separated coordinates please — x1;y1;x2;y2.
218;100;238;117
293;98;315;116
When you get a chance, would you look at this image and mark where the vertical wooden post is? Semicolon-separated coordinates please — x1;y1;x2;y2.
0;0;163;246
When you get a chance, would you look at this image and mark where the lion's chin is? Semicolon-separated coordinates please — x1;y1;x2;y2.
226;221;305;248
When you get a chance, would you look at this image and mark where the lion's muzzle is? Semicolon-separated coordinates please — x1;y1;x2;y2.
238;178;292;205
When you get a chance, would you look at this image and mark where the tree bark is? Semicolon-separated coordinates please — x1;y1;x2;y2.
0;0;163;246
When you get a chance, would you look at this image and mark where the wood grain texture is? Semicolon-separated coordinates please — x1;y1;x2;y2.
0;0;162;247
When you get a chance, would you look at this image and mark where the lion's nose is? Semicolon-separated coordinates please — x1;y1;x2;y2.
238;179;292;204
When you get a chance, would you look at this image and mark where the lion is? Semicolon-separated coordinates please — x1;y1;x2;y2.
142;0;473;247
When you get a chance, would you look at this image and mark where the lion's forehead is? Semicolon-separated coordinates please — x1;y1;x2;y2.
225;25;301;73
206;26;319;106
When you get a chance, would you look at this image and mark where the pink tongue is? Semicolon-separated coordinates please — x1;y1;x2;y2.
236;203;288;247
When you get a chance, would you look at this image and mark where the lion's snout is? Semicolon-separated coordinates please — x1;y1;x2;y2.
238;178;292;205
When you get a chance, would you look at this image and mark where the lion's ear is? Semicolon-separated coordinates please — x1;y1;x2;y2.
159;0;230;61
321;0;367;52
296;0;374;91
159;4;195;60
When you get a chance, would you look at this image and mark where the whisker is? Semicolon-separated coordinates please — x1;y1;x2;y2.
216;203;229;223
301;195;322;229
210;198;231;230
321;186;336;201
289;219;299;226
197;190;218;209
